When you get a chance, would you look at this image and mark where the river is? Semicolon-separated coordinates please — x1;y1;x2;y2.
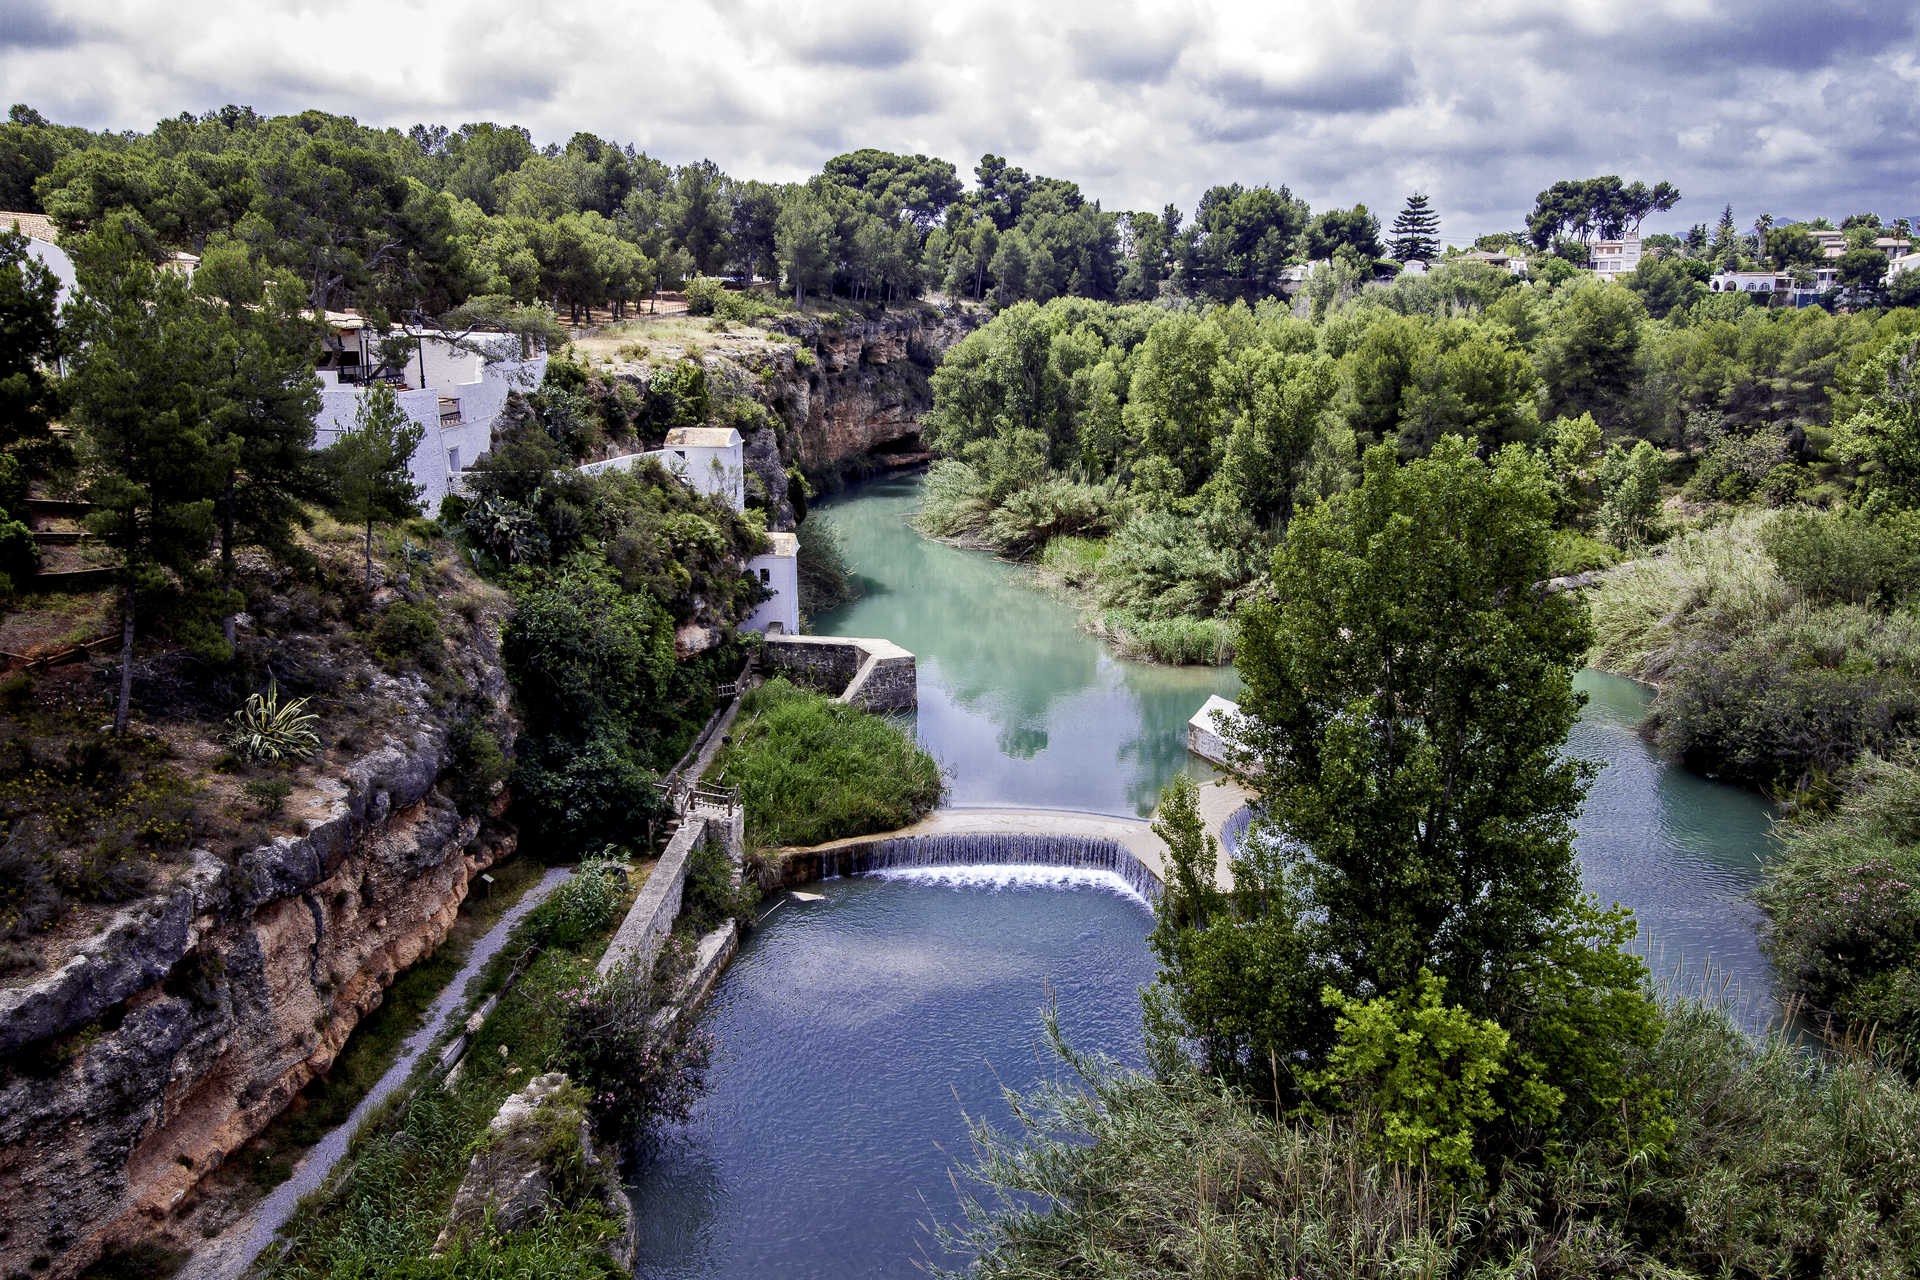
628;471;1781;1278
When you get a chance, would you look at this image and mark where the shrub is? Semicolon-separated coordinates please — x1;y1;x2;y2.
679;831;757;935
646;359;710;433
1546;528;1619;577
222;685;321;764
529;857;625;951
1587;512;1787;683
553;946;715;1137
1098;609;1234;665
371;600;441;668
982;479;1113;557
914;459;993;539
243;777;294;816
1763;506;1920;608
711;678;943;846
444;717;508;814
1096;510;1246;622
1305;971;1511;1182
682;276;725;316
1760;750;1920;1050
1649;602;1920;792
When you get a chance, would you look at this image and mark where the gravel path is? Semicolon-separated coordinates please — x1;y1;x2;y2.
180;865;572;1280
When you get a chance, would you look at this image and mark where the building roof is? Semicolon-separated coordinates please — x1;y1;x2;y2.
663;427;742;449
764;531;798;557
0;211;58;244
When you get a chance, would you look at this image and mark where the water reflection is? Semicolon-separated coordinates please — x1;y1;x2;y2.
810;474;1239;816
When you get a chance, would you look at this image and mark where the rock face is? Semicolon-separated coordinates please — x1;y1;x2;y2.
0;662;515;1279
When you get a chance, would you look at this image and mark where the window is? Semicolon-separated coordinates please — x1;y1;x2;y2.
447;446;461;472
759;568;771;583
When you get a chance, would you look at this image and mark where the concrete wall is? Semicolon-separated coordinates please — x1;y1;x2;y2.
1187;694;1248;770
661;444;744;510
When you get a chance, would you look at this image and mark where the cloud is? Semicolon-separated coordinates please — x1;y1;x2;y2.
2;0;1914;237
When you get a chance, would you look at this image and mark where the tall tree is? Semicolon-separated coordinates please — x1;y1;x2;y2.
1389;192;1440;261
774;186;836;307
194;239;322;647
64;222;224;732
324;382;423;587
1155;440;1649;1118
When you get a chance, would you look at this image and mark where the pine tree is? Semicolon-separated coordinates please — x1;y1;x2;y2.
1389;192;1440;262
324;382;423;588
65;220;225;732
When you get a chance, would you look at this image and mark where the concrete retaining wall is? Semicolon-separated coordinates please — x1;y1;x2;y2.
763;635;916;711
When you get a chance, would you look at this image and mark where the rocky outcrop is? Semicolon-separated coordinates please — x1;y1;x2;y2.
435;1072;634;1268
0;671;516;1280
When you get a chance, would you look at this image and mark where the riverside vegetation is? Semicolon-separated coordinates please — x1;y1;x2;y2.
949;442;1920;1278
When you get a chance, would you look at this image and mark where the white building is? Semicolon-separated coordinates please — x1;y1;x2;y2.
1885;251;1920;282
659;427;746;511
1454;248;1529;276
311;314;546;513
1590;234;1643;279
1;211;75;304
743;532;800;635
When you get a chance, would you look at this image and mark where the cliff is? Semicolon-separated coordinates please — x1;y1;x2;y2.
0;555;517;1279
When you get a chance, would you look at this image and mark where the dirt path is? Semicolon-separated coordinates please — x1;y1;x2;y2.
179;865;572;1280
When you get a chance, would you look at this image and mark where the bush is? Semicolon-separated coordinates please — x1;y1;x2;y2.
646;360;710;433
1650;602;1920;792
1763;507;1920;608
711;678;943;846
244;777;293;816
444;717;508;814
370;600;441;668
678;831;757;935
1546;528;1619;577
553;946;715;1137
1760;750;1920;1051
1095;510;1246;622
1098;609;1234;665
528;857;624;951
222;685;321;764
982;479;1113;557
795;517;857;617
914;459;993;540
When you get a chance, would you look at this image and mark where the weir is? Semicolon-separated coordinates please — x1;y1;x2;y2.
783;833;1164;902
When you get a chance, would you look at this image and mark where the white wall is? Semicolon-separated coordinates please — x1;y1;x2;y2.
742;549;799;634
661;444;745;510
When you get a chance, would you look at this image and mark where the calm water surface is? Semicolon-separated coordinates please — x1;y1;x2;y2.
629;872;1156;1279
631;472;1781;1277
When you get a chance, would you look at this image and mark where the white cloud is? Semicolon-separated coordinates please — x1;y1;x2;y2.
3;0;1915;236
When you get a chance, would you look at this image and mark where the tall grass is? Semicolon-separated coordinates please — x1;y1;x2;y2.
914;460;994;541
709;678;943;847
1094;609;1235;666
1587;511;1787;682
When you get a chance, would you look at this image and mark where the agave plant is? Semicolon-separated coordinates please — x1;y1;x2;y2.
223;684;322;764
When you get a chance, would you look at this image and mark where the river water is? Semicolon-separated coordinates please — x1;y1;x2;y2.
628;471;1781;1277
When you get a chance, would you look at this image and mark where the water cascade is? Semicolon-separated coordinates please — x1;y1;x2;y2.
787;833;1163;902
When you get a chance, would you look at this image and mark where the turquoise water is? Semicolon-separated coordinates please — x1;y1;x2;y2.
809;472;1780;1007
810;473;1240;817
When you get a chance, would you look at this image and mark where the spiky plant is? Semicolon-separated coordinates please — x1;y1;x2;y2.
222;684;321;763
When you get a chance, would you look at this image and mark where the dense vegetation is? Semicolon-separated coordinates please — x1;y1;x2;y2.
954;443;1920;1277
918;259;1920;661
708;677;942;847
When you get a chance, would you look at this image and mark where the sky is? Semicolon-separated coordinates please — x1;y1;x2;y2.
4;0;1916;243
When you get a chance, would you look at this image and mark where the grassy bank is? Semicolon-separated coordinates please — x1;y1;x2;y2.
707;678;942;846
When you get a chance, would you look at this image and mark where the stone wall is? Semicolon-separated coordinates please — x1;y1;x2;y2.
762;635;916;712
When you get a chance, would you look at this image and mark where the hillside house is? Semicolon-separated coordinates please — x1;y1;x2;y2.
1590;234;1643;279
1;211;75;304
1455;248;1529;276
311;313;546;513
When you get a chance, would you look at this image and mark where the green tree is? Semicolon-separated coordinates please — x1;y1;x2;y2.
0;227;61;461
1835;338;1920;508
324;382;422;587
1171;439;1600;1089
1388;192;1440;261
670;159;731;274
775;185;836;307
1596;440;1666;544
1304;204;1382;262
64;222;224;732
194;239;321;647
1763;224;1821;271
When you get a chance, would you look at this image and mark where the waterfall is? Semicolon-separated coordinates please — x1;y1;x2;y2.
807;834;1164;903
